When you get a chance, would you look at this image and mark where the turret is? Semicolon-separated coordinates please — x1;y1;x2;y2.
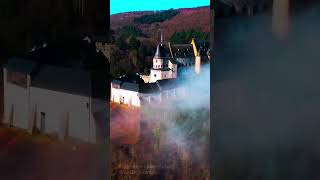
195;51;201;74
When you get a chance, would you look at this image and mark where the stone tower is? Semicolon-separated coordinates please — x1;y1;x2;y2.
149;33;177;83
191;39;201;74
195;51;201;74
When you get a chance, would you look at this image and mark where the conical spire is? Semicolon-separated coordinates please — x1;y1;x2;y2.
154;44;161;58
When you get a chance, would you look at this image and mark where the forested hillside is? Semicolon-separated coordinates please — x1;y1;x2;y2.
110;6;210;77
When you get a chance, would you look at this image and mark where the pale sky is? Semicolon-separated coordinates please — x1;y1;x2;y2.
111;0;210;15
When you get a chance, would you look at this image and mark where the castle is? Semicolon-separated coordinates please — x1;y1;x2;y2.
110;34;210;107
148;33;210;83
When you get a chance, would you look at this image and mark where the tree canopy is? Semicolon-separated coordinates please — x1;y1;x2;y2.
134;9;179;24
170;29;209;44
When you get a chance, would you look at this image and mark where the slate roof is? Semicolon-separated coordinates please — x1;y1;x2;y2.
170;44;195;58
32;65;92;97
4;38;110;99
112;75;188;94
5;58;36;74
154;44;170;58
193;39;210;57
168;58;179;65
115;74;145;84
112;74;144;92
139;83;161;94
112;74;162;94
156;79;181;91
111;79;122;85
121;82;139;92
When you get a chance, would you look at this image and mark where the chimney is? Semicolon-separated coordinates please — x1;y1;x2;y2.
272;0;290;40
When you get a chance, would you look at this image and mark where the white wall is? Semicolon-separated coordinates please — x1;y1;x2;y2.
30;87;94;142
169;62;177;78
153;58;163;69
150;69;175;83
90;98;108;143
3;68;108;144
111;86;140;107
3;68;30;129
111;86;121;103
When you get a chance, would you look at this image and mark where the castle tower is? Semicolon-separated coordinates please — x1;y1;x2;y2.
191;38;201;74
272;0;289;39
195;51;201;74
149;33;177;83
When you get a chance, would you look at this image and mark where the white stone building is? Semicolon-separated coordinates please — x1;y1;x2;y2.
110;35;210;108
3;58;108;143
147;35;210;83
110;74;188;108
111;74;160;107
149;42;178;83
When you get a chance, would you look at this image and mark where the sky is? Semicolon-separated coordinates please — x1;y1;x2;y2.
111;0;210;15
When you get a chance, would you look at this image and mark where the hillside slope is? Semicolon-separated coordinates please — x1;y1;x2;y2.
110;6;210;42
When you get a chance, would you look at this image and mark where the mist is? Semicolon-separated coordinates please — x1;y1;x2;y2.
141;64;210;162
213;2;320;179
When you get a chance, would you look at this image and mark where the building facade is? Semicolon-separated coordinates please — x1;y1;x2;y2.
3;58;108;144
110;74;188;108
149;42;178;83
